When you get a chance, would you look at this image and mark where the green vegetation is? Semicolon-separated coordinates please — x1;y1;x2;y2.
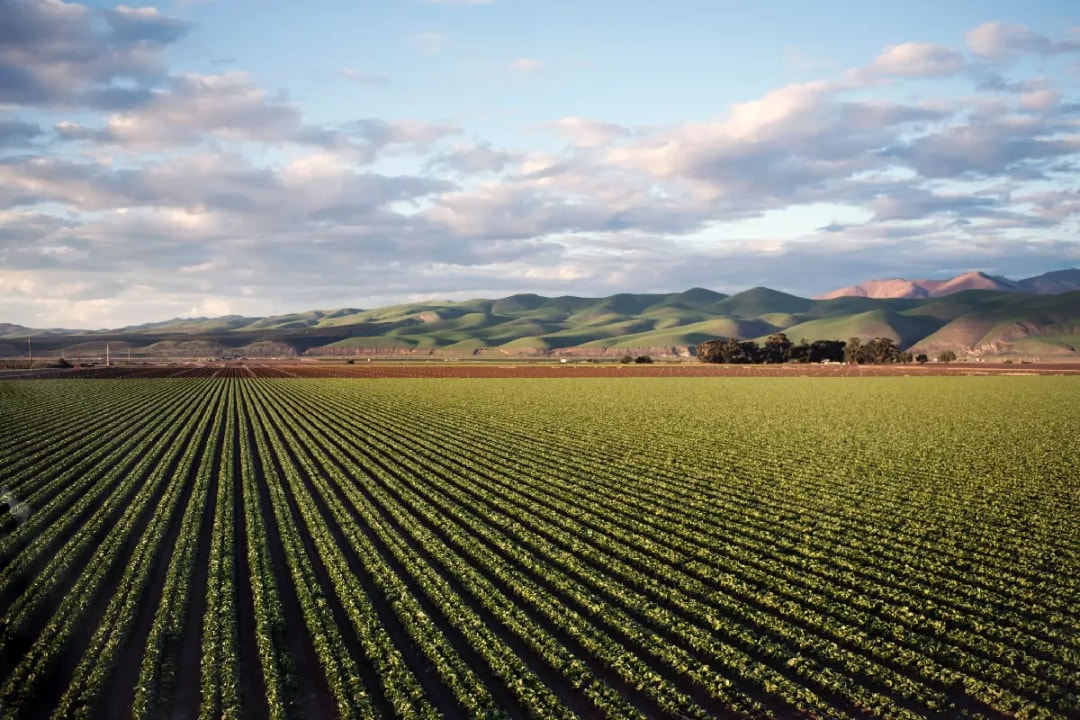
0;377;1077;718
619;354;654;364
4;288;1080;359
698;333;850;364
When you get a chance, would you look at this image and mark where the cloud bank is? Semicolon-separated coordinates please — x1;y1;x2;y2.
0;2;1078;327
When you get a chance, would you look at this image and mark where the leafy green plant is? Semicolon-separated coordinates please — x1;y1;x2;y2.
2;376;1076;719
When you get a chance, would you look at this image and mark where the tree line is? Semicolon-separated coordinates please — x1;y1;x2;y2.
697;334;954;364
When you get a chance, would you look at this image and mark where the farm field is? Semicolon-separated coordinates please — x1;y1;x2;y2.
4;359;1080;381
0;376;1077;719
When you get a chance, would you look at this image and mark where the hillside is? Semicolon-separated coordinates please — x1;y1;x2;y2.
819;269;1080;300
4;285;1079;360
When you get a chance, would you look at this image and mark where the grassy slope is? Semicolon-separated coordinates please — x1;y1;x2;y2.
908;291;1080;352
6;289;1079;356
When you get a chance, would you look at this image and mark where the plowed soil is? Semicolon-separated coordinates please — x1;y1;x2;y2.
5;361;1078;380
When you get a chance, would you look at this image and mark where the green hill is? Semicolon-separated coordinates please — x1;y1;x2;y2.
4;289;1079;359
710;287;814;318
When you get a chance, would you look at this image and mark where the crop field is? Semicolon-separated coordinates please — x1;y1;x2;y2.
0;376;1077;719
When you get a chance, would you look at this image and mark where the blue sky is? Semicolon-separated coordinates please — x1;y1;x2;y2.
1;0;1078;327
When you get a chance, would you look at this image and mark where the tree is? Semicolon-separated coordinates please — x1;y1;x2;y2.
701;336;848;364
762;333;793;364
841;337;906;364
916;353;928;364
634;354;653;364
844;337;863;364
734;340;762;364
697;337;748;363
864;337;900;364
790;338;811;363
809;340;846;363
695;340;721;363
937;350;957;363
619;354;634;364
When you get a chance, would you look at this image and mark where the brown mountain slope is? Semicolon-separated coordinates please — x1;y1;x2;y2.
1018;268;1080;294
927;271;1021;296
819;270;1048;299
818;278;931;299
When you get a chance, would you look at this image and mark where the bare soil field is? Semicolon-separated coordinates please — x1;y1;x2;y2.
3;361;1078;380
284;361;1080;378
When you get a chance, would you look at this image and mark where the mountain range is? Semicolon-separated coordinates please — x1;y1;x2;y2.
818;269;1080;300
3;270;1079;359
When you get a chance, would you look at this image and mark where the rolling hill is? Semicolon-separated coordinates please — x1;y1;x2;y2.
4;284;1079;359
818;269;1080;300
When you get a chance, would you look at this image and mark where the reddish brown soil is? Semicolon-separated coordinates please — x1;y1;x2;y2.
4;361;1078;380
280;362;1080;378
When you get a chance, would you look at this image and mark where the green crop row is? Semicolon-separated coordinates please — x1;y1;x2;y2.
0;376;1075;719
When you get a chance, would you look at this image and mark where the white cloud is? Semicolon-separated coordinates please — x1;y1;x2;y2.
92;73;311;148
0;0;187;107
724;79;835;140
3;6;1080;327
346;118;462;159
1018;88;1061;111
966;21;1080;60
870;42;966;77
554;117;629;147
426;142;519;174
50;74;459;160
188;297;233;317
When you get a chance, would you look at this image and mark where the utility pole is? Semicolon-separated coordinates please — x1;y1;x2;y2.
27;338;32;369
75;342;80;367
106;343;110;368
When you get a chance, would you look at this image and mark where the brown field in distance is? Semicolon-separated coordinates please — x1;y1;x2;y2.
3;360;1079;380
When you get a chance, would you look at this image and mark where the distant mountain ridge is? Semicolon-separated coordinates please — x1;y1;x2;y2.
818;269;1080;300
3;282;1079;359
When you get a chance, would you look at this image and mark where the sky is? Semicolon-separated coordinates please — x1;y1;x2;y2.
1;0;1079;328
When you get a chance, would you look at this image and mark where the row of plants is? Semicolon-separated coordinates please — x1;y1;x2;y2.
395;400;1073;711
0;383;224;718
283;382;909;718
199;384;242;720
248;381;558;718
299;376;1078;717
0;382;222;643
243;384;383;719
0;380;206;546
52;388;225;720
132;387;228;719
238;381;444;720
234;389;295;720
0;380;188;500
399;378;1076;628
0;376;1075;718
